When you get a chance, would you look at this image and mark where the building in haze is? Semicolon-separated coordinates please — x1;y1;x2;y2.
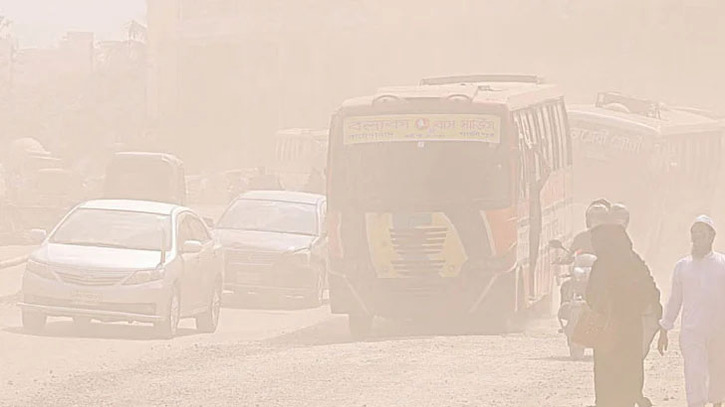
146;0;378;170
146;0;725;171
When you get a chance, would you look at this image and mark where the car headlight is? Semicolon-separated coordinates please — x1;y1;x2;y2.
25;260;56;280
123;268;165;285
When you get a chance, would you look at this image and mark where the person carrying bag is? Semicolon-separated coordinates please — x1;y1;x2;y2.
581;224;662;407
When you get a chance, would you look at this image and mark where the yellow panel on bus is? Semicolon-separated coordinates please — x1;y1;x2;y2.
343;114;502;145
364;212;468;279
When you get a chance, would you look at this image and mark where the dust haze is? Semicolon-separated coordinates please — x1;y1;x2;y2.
1;2;724;406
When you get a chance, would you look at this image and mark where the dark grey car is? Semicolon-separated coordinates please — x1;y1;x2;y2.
215;191;327;307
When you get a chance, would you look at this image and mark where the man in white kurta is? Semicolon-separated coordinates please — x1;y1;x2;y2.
659;215;725;407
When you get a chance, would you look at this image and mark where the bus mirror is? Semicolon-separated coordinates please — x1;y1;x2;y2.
548;239;565;250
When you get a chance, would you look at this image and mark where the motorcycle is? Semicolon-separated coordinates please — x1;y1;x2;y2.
549;239;596;360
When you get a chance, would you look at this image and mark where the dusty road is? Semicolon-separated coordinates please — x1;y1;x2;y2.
0;292;688;407
0;236;690;407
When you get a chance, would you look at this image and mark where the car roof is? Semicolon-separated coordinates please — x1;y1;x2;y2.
237;190;325;205
78;199;186;215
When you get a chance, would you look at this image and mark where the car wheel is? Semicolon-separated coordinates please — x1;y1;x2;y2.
155;286;180;339
72;317;92;331
22;310;47;333
569;342;586;360
196;280;222;333
349;314;373;339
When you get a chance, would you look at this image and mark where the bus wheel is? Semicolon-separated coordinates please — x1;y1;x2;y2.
348;314;373;339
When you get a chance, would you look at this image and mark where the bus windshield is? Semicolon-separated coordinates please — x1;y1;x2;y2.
333;140;510;210
332;112;510;210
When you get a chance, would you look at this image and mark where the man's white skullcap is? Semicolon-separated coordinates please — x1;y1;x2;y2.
693;215;716;233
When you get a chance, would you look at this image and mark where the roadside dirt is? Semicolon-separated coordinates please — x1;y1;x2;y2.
4;313;687;407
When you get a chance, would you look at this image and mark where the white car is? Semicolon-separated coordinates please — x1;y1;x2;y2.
18;200;224;338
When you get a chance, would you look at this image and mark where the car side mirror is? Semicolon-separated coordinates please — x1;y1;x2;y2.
548;239;565;250
182;240;203;254
29;229;47;244
202;217;215;228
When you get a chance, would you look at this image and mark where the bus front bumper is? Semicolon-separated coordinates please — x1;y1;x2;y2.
328;266;518;319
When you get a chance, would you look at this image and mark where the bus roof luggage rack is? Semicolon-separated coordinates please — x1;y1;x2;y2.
420;74;544;86
595;92;662;119
372;94;403;106
670;106;725;120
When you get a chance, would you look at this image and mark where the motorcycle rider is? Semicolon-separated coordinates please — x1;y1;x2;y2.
609;202;630;228
569;200;612;256
559;201;611;313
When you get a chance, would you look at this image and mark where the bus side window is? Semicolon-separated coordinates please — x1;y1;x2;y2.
513;112;529;200
694;138;703;184
525;109;544;181
675;139;686;178
682;139;691;178
712;135;722;185
535;107;555;170
548;104;564;170
553;102;572;166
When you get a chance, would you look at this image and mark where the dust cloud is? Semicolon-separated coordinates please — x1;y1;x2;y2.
0;1;724;406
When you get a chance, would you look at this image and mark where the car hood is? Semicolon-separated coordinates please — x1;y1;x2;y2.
32;244;164;270
215;229;316;253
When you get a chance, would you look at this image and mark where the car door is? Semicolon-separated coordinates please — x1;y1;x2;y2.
177;214;203;315
188;215;219;305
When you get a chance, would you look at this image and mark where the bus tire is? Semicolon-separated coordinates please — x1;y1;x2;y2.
349;314;373;339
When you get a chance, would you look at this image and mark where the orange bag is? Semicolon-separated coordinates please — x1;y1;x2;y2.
571;302;617;351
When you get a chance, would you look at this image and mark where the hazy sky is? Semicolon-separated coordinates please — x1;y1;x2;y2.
0;0;146;48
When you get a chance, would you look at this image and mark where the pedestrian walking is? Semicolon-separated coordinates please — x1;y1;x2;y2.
586;224;662;407
658;215;725;407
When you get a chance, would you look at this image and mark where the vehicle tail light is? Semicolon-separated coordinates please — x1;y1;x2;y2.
328;210;343;259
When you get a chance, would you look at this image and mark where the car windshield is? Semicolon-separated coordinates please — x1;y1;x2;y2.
51;208;172;251
217;199;318;236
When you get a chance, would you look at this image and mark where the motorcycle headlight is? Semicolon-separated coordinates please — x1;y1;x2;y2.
123;268;165;285
25;260;56;280
572;267;589;280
